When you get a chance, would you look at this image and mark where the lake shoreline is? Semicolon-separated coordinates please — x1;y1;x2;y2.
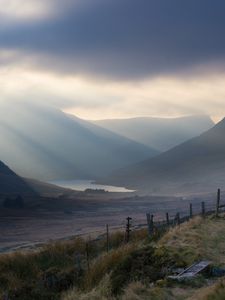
49;179;135;193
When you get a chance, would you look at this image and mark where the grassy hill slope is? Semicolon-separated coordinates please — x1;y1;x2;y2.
1;215;225;299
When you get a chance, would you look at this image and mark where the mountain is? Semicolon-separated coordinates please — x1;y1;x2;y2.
24;178;73;197
104;118;225;195
94;115;214;151
0;102;158;181
0;160;34;196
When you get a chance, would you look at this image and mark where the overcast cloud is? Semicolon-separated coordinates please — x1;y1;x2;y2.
1;0;225;78
0;0;225;119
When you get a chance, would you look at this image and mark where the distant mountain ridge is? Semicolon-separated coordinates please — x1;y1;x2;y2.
104;118;225;195
0;102;158;181
94;115;214;151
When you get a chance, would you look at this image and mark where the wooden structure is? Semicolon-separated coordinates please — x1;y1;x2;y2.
169;261;211;280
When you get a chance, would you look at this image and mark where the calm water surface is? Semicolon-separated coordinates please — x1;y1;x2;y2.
50;179;134;193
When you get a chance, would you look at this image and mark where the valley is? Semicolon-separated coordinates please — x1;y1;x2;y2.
0;188;218;253
0;112;223;255
0;2;224;298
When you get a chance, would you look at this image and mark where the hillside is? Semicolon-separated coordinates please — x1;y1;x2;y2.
94;115;214;151
0;102;158;181
1;215;225;299
24;178;73;197
0;160;34;196
104;118;225;195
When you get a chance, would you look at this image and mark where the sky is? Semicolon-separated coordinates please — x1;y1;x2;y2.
0;0;225;121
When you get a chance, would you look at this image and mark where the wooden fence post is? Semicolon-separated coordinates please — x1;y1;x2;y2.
146;214;154;235
177;213;180;225
151;215;154;232
106;224;109;252
201;202;205;217
75;253;82;275
189;203;193;219
86;242;90;271
146;213;151;236
166;212;170;226
126;217;132;243
216;188;220;217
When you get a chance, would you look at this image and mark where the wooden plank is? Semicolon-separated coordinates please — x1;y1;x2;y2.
177;261;211;279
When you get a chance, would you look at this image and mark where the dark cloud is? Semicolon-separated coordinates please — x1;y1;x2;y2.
1;0;225;79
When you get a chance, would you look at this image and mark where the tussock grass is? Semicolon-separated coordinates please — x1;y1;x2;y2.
0;241;82;299
99;227;148;251
2;216;225;300
82;242;139;290
159;216;225;266
63;215;225;300
0;236;99;299
62;275;114;300
121;282;173;300
189;279;225;300
0;227;147;299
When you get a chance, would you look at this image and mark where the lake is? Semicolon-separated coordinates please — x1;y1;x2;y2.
50;179;134;193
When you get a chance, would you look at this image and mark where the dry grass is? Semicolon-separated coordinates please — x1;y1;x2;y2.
0;227;148;299
188;279;225;300
115;281;196;300
159;216;225;266
2;216;225;300
62;275;114;300
119;279;220;300
121;282;172;300
82;242;140;290
62;280;197;300
61;216;225;300
0;236;102;299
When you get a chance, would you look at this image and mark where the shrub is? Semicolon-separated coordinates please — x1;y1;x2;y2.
82;243;138;291
110;245;174;295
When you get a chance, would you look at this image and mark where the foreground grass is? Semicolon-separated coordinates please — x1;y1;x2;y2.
159;216;225;266
0;228;148;299
1;215;225;299
63;215;225;300
189;278;225;300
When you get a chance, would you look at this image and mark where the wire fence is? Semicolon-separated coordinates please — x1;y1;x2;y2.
146;188;224;234
76;188;225;262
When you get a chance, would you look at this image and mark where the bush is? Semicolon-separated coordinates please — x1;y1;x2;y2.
110;245;174;295
82;243;138;291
